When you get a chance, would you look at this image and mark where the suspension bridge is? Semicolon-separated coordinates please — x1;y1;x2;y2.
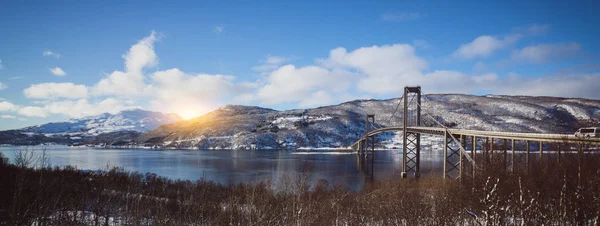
350;86;600;179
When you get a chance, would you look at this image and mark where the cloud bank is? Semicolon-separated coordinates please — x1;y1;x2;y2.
10;29;600;120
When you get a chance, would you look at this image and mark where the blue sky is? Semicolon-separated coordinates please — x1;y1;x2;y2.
1;0;599;130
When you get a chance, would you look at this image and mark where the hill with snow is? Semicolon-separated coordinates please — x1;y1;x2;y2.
138;94;600;149
0;109;182;145
22;109;182;136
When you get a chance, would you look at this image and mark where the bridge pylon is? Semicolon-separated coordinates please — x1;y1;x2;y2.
402;86;421;178
361;114;375;155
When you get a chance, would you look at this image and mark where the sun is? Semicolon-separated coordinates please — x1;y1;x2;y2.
168;102;212;120
177;109;202;120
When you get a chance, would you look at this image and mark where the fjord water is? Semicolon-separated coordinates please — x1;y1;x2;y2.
0;146;444;190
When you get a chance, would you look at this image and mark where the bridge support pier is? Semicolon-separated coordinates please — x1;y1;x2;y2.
484;137;489;164
490;138;494;161
557;144;561;163
503;139;508;169
361;114;375;156
526;141;530;170
578;144;583;185
472;136;477;178
511;139;515;172
472;136;476;163
402;132;421;178
539;141;543;162
401;87;421;178
443;131;462;179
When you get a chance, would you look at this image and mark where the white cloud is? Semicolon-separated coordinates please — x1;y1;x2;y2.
1;115;16;119
49;67;67;76
149;68;242;119
320;44;427;94
0;58;3;69
252;44;511;105
266;56;287;65
93;70;149;96
93;31;158;96
214;25;224;33
124;31;158;73
527;24;550;35
252;55;289;72
323;44;427;76
472;61;487;73
299;91;334;107
256;65;354;106
0;81;6;90
472;73;498;84
12;30;599;122
9;76;24;80
488;73;600;99
0;101;19;112
453;34;520;59
23;83;88;99
412;40;431;49
18;106;47;117
18;98;139;118
43;50;61;58
45;98;138;118
381;12;421;22
511;42;581;63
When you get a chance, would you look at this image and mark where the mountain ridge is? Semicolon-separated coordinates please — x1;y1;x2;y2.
21;109;182;136
1;94;598;148
138;94;600;149
0;109;182;145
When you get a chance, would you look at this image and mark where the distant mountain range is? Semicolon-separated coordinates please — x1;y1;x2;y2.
1;94;599;148
0;109;181;145
138;94;600;150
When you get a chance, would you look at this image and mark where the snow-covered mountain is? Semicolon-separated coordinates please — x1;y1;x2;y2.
21;109;182;137
138;94;600;150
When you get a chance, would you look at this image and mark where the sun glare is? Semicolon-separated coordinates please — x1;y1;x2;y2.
177;109;202;120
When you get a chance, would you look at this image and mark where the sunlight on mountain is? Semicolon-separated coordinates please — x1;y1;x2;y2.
177;109;203;120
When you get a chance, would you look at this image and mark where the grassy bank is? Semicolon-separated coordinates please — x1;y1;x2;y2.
1;149;599;225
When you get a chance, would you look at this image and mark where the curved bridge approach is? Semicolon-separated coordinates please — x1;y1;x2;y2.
351;87;600;179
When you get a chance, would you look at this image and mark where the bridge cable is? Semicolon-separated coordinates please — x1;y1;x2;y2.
370;94;406;131
382;94;405;129
355;94;405;148
416;87;478;168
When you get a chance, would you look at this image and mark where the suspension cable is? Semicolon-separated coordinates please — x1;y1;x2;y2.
371;94;405;130
386;94;404;126
416;87;477;167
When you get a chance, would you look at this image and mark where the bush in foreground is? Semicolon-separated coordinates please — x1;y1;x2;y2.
0;149;599;225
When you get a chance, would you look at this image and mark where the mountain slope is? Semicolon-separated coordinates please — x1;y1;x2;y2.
21;109;182;136
139;94;600;149
0;109;182;145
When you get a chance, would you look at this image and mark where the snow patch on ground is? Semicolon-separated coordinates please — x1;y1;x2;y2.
497;116;525;124
557;104;591;120
272;115;333;130
20;132;36;136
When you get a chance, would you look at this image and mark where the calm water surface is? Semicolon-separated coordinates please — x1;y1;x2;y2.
0;146;446;190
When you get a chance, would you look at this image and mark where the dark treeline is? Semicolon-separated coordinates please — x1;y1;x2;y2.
1;147;600;225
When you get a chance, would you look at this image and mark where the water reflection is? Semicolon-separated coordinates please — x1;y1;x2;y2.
0;146;447;190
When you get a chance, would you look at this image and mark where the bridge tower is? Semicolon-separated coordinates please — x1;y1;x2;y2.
361;114;375;155
402;86;421;178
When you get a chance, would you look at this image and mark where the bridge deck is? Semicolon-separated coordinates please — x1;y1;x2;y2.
351;126;600;149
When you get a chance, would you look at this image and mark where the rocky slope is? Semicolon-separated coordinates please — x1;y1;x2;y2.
138;94;600;149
